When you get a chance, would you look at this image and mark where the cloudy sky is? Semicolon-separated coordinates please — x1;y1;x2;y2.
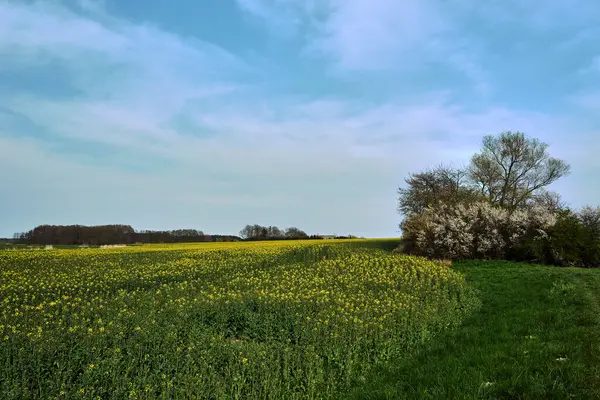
1;0;599;238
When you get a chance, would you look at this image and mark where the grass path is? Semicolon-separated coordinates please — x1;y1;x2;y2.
348;261;600;399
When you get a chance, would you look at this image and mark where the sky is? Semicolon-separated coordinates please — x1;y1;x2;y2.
1;0;599;238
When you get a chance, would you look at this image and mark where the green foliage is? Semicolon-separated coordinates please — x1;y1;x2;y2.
513;208;600;267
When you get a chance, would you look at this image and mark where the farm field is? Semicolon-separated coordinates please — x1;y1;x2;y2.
0;240;478;399
2;240;600;399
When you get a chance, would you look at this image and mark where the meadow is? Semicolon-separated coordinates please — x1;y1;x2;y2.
0;240;478;399
352;260;600;399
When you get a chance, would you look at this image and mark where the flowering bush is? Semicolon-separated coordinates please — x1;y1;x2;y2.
522;207;600;267
401;201;557;261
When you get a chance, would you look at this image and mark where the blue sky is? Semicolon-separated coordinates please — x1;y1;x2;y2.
1;0;599;238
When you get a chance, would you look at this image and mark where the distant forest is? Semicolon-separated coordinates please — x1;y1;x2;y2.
8;224;357;246
11;225;238;245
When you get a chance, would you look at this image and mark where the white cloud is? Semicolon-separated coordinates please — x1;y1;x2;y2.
0;0;258;176
235;0;448;58
234;0;599;96
3;92;597;237
307;0;448;70
234;0;489;96
1;0;598;237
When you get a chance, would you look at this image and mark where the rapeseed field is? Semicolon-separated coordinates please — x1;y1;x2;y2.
0;240;479;399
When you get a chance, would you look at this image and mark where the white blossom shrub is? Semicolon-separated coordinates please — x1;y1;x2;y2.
402;202;557;260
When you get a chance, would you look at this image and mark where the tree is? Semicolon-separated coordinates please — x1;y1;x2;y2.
468;131;570;211
19;225;217;245
240;224;309;241
284;227;309;240
239;224;266;240
397;164;481;217
578;205;600;237
239;225;253;240
267;226;282;239
526;189;566;213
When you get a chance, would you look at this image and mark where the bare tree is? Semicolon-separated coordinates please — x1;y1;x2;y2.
239;225;254;240
397;164;480;217
240;224;308;240
267;226;283;239
527;189;567;212
468;131;570;210
578;205;600;237
284;227;309;239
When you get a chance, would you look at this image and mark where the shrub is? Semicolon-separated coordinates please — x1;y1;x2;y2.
578;206;600;266
524;207;600;267
401;201;557;261
492;206;600;267
513;210;582;265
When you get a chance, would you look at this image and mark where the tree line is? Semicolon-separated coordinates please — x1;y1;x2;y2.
13;225;241;246
11;224;354;245
239;225;309;240
397;131;600;267
238;224;359;241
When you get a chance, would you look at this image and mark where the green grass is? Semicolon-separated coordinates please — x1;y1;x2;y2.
348;261;600;399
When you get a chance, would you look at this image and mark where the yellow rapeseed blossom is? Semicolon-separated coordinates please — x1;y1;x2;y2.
0;240;478;398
